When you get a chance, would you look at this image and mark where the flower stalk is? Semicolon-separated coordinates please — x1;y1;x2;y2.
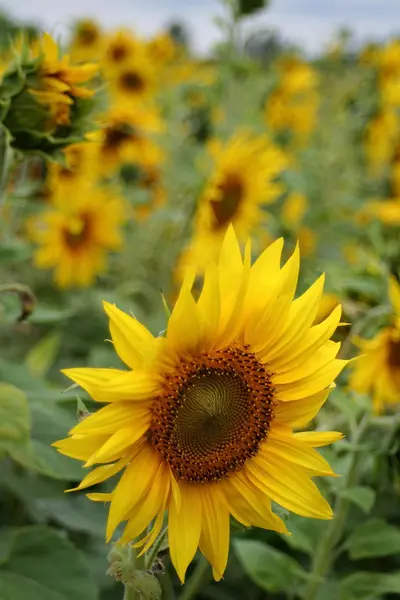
304;413;370;600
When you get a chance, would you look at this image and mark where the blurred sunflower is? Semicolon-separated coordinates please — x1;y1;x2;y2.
69;19;104;62
46;140;98;194
350;278;400;413
55;227;345;581
29;32;98;128
366;198;400;225
91;103;164;175
183;132;286;271
107;53;155;104
28;183;125;287
102;29;142;73
147;32;176;67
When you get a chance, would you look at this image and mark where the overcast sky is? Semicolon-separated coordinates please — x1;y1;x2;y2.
0;0;399;54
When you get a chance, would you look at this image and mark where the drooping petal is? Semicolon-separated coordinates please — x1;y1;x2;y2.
223;472;288;533
66;456;131;492
85;421;149;466
119;463;168;544
106;444;161;540
199;486;230;581
168;482;202;583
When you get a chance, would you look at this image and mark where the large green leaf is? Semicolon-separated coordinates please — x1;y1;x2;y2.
340;572;400;599
346;519;400;559
0;526;98;600
233;539;307;593
0;383;30;461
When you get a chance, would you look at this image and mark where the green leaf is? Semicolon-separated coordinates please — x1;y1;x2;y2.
26;332;61;377
340;571;400;599
0;526;97;600
238;0;269;17
0;571;65;600
233;539;306;593
337;486;376;514
347;519;400;559
0;383;30;460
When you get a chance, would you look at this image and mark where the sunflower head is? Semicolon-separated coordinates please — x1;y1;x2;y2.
102;30;141;73
107;52;155;105
69;20;104;62
55;227;346;581
29;182;126;287
350;277;400;413
182;132;286;272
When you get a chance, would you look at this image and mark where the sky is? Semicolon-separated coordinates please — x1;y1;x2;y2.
0;0;399;54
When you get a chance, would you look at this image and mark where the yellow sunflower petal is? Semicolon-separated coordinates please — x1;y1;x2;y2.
86;493;113;502
119;464;168;544
62;368;158;403
266;274;325;364
274;388;332;427
69;401;149;435
53;433;109;460
85;422;149;466
224;472;288;533
265;432;337;476
67;456;130;492
274;359;348;401
106;444;161;540
268;305;342;371
168;482;202;583
273;342;341;384
199;486;230;582
248;453;333;520
167;270;202;356
293;431;344;447
197;263;221;348
103;301;155;370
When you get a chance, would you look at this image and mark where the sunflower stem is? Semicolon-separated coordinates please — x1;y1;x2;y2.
123;545;145;600
304;413;369;600
178;555;211;600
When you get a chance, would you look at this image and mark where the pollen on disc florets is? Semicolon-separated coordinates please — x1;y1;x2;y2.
148;345;276;483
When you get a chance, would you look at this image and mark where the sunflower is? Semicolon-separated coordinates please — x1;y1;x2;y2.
69;20;104;63
28;182;125;288
46;140;98;195
91;103;164;176
366;198;400;225
102;30;142;74
107;53;155;104
364;110;399;173
183;132;286;272
29;33;98;128
55;227;346;581
350;278;400;413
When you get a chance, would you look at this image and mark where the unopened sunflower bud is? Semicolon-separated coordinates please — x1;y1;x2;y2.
0;283;36;322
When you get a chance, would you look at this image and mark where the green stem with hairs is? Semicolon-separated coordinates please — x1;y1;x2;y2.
304;413;369;600
123;546;146;600
179;556;211;600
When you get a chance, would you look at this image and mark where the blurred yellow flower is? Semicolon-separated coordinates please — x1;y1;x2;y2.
366;198;400;225
282;192;308;227
69;20;104;62
102;29;142;74
55;227;345;582
350;278;400;413
107;53;155;104
91;103;164;176
184;131;286;271
298;226;318;257
28;183;125;287
364;110;399;172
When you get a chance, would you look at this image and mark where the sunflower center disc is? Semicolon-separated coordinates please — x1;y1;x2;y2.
149;346;275;483
388;337;400;369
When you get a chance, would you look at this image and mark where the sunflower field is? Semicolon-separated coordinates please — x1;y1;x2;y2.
1;1;400;599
